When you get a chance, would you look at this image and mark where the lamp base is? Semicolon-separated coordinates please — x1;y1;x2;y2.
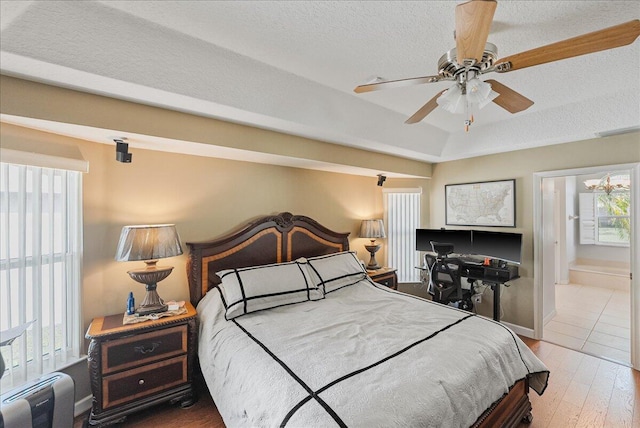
135;284;168;315
364;244;381;270
127;265;173;316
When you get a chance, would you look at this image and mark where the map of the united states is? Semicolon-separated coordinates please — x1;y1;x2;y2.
447;181;514;226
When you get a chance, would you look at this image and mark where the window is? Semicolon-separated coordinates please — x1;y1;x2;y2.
579;175;630;246
595;191;630;245
383;188;421;283
0;162;83;389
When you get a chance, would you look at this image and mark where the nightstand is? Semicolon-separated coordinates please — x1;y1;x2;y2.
85;302;197;426
368;267;398;290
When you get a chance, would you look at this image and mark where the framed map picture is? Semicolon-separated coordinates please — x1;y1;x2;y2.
445;179;516;227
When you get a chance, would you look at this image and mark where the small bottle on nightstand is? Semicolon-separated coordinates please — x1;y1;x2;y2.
126;292;135;315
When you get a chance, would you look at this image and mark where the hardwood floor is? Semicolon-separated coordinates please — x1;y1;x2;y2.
519;337;639;428
75;337;639;427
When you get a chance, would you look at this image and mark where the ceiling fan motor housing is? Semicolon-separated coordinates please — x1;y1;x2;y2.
438;43;498;80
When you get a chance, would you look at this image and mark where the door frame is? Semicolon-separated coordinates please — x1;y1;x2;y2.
533;162;639;368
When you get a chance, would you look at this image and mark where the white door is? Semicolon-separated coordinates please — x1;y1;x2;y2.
541;177;557;325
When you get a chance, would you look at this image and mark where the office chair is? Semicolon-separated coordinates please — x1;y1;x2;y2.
423;253;437;296
427;255;474;312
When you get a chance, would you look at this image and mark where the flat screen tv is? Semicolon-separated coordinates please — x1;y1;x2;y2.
415;229;473;254
471;230;523;264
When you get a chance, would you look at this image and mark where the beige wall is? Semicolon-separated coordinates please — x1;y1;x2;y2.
0;75;432;179
429;132;640;327
0;76;434;338
86;140;431;332
0;124;430;339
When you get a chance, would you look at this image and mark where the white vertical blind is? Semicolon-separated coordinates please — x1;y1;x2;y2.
383;188;421;283
0;162;82;389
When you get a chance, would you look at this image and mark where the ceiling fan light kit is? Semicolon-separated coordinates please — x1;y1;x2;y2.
354;0;640;131
436;80;496;111
436;73;499;131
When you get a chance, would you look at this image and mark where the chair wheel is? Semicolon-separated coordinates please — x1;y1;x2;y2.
522;412;533;424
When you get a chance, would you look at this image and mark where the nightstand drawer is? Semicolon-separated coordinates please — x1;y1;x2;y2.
368;268;398;290
102;325;187;374
103;355;187;409
374;273;395;288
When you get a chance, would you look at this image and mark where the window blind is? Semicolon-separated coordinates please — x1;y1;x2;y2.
0;162;83;389
383;189;421;283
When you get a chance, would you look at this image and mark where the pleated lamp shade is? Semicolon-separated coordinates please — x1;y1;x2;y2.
115;224;183;262
359;219;386;240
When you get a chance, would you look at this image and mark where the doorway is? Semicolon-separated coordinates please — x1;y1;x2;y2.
533;163;639;369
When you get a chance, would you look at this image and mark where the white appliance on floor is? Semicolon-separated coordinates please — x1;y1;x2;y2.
0;372;74;428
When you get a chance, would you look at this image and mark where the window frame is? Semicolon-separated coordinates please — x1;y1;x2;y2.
594;190;631;247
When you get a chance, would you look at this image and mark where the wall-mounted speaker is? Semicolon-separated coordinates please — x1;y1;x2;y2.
115;139;132;163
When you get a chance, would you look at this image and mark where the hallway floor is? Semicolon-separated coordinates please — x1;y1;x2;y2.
544;283;630;365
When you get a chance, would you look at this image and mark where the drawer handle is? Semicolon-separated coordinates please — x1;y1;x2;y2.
138;379;145;385
134;341;161;355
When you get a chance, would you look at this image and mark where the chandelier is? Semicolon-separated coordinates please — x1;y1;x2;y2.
583;174;631;195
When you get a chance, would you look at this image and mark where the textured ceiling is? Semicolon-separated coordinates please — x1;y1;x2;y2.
1;1;639;163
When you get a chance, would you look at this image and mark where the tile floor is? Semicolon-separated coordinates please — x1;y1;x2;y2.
543;282;630;365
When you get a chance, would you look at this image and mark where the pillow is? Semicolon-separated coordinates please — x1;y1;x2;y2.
216;261;321;320
305;251;367;294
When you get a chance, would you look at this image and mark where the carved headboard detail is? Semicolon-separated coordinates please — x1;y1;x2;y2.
186;212;350;306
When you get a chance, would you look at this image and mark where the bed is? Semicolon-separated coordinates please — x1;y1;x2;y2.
186;212;548;427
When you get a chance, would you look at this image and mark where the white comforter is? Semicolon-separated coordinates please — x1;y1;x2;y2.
197;280;548;428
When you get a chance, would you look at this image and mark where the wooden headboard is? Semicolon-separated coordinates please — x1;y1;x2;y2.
186;212;350;306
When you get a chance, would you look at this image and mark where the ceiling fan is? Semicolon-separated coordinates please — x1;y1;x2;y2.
354;0;640;131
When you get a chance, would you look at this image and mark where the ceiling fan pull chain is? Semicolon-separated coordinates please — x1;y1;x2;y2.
464;97;472;132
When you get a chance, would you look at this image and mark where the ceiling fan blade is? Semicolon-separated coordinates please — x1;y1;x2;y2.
485;79;534;113
405;90;447;124
455;0;497;65
494;19;640;73
354;75;443;94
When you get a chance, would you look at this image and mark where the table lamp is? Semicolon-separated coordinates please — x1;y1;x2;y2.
360;219;386;270
115;224;183;315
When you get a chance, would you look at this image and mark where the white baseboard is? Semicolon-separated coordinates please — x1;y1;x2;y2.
75;394;92;417
502;321;535;339
543;309;557;326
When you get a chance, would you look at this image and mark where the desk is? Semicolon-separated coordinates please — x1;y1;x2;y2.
419;260;519;322
461;262;519;322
